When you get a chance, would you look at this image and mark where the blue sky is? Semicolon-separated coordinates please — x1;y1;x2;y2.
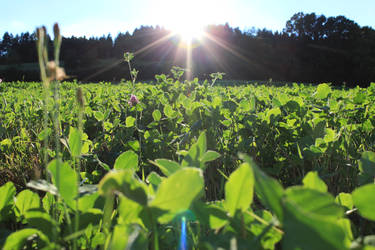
1;0;374;38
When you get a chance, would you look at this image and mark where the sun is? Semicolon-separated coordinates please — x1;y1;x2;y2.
151;0;229;44
170;22;205;44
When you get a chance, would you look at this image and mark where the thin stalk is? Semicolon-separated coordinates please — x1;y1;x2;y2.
245;210;284;235
102;194;114;250
152;216;160;250
73;88;84;249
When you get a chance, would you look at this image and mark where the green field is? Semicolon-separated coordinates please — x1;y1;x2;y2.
1;79;375;249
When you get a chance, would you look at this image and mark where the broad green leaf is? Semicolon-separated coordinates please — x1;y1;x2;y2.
127;140;140;151
68;127;82;157
114;150;138;171
146;171;164;187
78;193;99;211
48;159;78;208
192;201;228;230
200;150;221;163
302;171;328;193
25;209;58;241
282;197;350;250
125;116;136;127
37;128;51;141
315;83;332;99
163;104;176;119
98;170;148;206
15;190;40;219
224;163;254;216
151;159;180;177
240;154;284;220
1;138;12;148
108;224;147;250
181;131;208;169
151;168;203;214
0;182;16;221
285;187;344;219
335;193;353;210
152;109;161;121
196;131;207;153
42;193;55;213
265;107;281;123
338;218;353;241
93;111;105;121
3;228;50;250
352;184;375;221
70;208;102;231
91;232;106;249
324;128;336;143
118;196;144;226
358;151;375;177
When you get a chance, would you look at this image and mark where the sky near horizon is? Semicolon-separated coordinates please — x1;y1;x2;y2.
1;0;374;38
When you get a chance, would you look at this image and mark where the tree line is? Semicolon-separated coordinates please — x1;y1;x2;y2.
1;12;375;87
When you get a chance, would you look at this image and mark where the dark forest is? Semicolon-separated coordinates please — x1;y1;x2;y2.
1;12;375;87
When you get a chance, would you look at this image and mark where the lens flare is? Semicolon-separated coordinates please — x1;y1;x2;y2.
179;216;187;250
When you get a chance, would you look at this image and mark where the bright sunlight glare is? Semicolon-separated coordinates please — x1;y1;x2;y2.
152;0;231;44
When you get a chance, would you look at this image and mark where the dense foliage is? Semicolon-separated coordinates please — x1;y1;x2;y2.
1;12;375;85
1;78;375;249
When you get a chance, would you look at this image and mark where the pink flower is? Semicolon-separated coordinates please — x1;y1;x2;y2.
128;94;139;107
0;79;2;83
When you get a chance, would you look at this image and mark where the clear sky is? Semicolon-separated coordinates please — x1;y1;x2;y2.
1;0;374;38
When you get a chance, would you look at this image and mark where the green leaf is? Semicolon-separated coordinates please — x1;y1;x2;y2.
25;209;58;241
146;171;164;187
42;193;55;213
108;224;146;250
152;109;161;121
224;163;254;216
324;128;336;143
338;218;353;241
68;127;82;157
3;228;50;250
127;140;140;152
163;104;176;119
265;107;281;123
93;111;105;121
98;170;148;206
1;138;12;148
358;151;375;177
125;116;136;128
151;159;181;177
302;171;328;192
315;83;332;99
37;128;51;141
78;193;99;211
181;131;208;169
114;150;138;171
91;232;106;249
192;201;228;230
282;197;350;250
48;159;78;208
14;190;40;219
352;184;375;221
240;154;284;220
71;208;102;231
118;196;144;226
200;150;221;163
285;187;344;219
335;193;353;210
151;168;203;215
0;182;16;221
